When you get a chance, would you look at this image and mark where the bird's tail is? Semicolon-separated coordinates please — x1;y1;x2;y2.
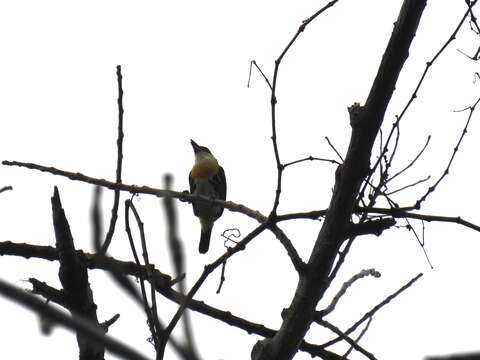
199;227;212;254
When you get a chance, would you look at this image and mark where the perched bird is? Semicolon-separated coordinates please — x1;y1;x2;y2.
189;139;227;253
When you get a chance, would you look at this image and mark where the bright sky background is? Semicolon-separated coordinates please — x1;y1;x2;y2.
1;1;479;359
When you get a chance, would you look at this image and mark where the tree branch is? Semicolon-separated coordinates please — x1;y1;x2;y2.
0;277;149;360
51;187;104;360
252;2;427;359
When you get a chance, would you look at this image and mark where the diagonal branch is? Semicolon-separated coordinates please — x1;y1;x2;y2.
252;2;427;359
0;277;149;360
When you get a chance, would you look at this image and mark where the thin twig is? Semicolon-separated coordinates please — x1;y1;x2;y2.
319;319;377;360
248;60;272;90
324;136;344;162
269;0;341;215
343;316;373;358
359;2;477;207
404;217;433;268
387;135;431;183
125;200;160;348
321;273;423;348
161;222;269;354
216;261;227;294
100;65;125;254
415;96;479;208
385;175;430;195
284;155;340;168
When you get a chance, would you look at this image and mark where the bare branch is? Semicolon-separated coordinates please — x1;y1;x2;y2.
0;278;150;360
360;1;477;206
385;175;430;196
0;185;13;195
318;269;381;317
357;207;480;232
284;155;340;168
51;187;104;359
29;278;68;308
344;218;396;238
162;222;269;348
343;316;373;358
0;240;350;358
268;0;341;215
248;60;272;90
321;273;423;348
99;65;125;255
319;319;377;360
324;136;344;162
415;97;479;208
387;135;431;183
125;200;161;349
1;160;265;222
253;2;427;358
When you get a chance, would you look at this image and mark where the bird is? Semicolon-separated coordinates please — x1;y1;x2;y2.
189;139;227;253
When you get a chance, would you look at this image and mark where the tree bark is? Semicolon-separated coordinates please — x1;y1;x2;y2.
252;1;427;359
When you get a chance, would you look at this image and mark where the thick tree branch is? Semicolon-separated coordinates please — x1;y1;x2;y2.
29;278;69;308
0;278;149;360
51;187;104;360
252;2;427;359
344;218;396;238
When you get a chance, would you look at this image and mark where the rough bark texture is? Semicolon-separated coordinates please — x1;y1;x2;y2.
52;187;105;360
251;1;427;359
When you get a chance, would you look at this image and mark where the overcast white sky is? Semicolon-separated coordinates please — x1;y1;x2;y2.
1;1;480;359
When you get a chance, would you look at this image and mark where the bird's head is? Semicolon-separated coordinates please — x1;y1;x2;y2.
190;139;212;155
190;139;219;178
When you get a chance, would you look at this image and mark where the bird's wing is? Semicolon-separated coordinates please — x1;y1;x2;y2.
214;166;226;200
211;166;227;217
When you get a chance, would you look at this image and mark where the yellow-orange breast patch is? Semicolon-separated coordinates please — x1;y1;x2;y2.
190;158;219;178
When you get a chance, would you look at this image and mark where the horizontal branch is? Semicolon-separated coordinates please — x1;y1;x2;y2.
1;160;265;222
357;207;480;232
2;160;307;273
0;241;172;287
0;240;335;358
276;207;480;234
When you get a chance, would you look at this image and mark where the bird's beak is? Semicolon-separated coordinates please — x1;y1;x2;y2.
190;139;201;153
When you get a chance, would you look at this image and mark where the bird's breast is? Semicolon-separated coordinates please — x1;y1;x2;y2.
190;158;219;178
